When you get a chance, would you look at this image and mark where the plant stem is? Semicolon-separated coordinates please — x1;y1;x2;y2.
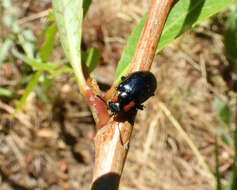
128;0;176;73
92;0;176;189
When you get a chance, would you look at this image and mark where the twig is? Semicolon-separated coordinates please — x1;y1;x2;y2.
18;9;52;25
0;100;31;128
179;50;226;100
158;101;216;186
103;0;176;100
6;135;25;168
92;0;176;189
200;54;208;87
142;116;159;162
92;119;133;190
53;0;109;129
128;0;176;72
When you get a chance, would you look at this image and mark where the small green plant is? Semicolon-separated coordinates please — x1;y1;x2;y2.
52;0;235;188
0;0;235;189
224;5;237;62
214;97;237;190
214;5;237;190
2;0;231;120
0;0;99;117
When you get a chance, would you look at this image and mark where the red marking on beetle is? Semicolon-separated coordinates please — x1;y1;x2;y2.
123;101;135;112
112;91;120;102
113;113;119;119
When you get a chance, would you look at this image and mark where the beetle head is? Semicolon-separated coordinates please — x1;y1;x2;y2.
108;101;120;113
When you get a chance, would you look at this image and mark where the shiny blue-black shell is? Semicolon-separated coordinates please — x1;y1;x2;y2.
109;71;157;113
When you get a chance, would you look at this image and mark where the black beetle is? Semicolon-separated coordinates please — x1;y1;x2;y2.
108;71;157;114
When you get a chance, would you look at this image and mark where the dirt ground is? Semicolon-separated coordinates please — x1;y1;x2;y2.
0;0;235;190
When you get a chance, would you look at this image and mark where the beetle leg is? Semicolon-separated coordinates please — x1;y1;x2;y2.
136;104;144;110
121;76;126;81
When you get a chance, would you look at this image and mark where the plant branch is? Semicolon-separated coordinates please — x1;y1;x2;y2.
53;0;109;129
128;0;176;73
103;0;176;101
92;116;134;190
92;0;176;189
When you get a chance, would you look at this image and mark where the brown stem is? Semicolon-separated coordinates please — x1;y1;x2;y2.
92;0;176;189
103;0;176;101
77;78;109;129
91;116;134;190
85;77;110;129
128;0;176;73
84;88;110;129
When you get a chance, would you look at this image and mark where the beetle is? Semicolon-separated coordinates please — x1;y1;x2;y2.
108;71;157;114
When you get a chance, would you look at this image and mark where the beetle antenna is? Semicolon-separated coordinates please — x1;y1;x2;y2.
136;104;144;110
96;95;107;104
96;95;111;111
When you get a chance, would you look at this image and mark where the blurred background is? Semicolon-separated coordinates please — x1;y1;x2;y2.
0;0;237;190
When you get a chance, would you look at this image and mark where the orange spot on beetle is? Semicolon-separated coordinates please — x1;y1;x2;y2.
123;101;135;112
112;91;120;102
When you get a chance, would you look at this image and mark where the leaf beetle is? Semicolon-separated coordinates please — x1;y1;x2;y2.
108;71;157;114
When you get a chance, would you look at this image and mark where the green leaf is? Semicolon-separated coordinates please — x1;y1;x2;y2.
39;23;57;62
83;0;92;17
26;58;56;71
114;16;146;80
217;128;233;147
48;12;55;21
26;57;73;74
214;98;231;127
0;39;12;69
2;0;11;8
224;171;237;190
115;0;234;81
41;77;53;93
11;70;43;118
49;65;73;77
52;0;82;62
18;29;36;58
157;0;234;53
224;6;237;61
35;85;49;103
227;115;237;190
0;87;13;97
12;48;73;75
82;47;100;73
52;0;84;86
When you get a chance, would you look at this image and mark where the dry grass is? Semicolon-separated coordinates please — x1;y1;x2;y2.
0;0;235;190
